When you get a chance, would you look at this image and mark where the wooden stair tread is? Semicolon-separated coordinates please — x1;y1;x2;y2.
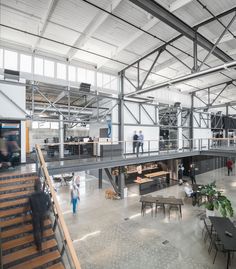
0;206;30;218
0;175;37;185
0;198;29;209
3;239;57;265
0;190;32;200
2;228;53;251
10;250;61;269
0;182;34;192
2;219;51;239
0;171;36;179
47;262;65;269
0;214;32;229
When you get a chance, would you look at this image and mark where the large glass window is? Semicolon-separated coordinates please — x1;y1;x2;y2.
20;54;32;73
86;70;95;85
68;65;76;82
110;76;118;91
56;62;66;80
0;49;3;68
34;57;43;75
38;122;50;128
4;50;18;70
103;74;110;88
77;67;86;82
97;72;103;88
32;121;39;129
51;122;59;129
44;59;54;77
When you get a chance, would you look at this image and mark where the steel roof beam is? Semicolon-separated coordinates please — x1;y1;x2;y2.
128;0;233;63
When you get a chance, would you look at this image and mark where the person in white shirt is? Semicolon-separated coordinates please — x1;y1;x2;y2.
70;183;80;214
72;173;80;188
184;183;197;206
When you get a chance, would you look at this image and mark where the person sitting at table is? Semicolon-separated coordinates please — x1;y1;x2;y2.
184;183;197;206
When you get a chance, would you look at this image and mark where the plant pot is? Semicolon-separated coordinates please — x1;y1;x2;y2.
206;208;215;218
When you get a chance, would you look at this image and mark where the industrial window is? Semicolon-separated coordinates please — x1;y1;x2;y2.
77;67;86;82
44;59;54;77
103;74;110;88
0;49;3;68
68;65;76;82
86;70;95;85
50;122;59;129
34;57;43;75
56;62;66;80
20;54;32;73
39;122;50;128
110;76;118;91
97;72;103;88
4;50;18;70
32;121;39;129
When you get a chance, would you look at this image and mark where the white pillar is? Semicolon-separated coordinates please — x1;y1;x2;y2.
59;115;64;158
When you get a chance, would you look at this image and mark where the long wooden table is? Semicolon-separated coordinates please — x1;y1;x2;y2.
209;216;236;269
140;196;184;218
144;171;170;178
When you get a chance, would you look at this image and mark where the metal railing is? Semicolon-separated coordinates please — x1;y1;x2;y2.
36;138;236;163
35;144;81;269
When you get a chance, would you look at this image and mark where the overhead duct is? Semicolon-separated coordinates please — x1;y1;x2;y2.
125;60;236;97
29;106;93;115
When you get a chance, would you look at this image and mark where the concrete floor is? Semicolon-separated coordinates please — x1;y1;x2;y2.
55;166;236;269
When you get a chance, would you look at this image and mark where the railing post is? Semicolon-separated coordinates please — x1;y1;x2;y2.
124;141;126;158
148;140;150;156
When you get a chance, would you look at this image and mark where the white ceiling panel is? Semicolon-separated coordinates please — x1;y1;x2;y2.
50;0;99;33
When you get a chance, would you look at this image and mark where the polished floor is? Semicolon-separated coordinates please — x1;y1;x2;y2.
54;166;236;269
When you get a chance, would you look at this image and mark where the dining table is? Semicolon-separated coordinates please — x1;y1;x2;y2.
209;216;236;269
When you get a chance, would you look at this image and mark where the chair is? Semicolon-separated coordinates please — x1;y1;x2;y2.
168;196;179;219
155;195;164;217
141;195;154;217
212;240;226;264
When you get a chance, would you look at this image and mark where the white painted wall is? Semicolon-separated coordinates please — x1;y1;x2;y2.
193;112;211;149
0;82;26;162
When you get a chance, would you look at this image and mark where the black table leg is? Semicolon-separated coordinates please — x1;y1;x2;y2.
179;205;182;218
226;251;230;269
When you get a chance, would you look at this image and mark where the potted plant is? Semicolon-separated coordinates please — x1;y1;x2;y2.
200;181;234;218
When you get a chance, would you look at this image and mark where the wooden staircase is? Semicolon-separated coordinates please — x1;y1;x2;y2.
0;171;65;269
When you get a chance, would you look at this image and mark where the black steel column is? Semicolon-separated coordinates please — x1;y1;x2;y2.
118;172;125;199
119;71;125;150
225;104;229;138
98;169;102;189
190;93;194;149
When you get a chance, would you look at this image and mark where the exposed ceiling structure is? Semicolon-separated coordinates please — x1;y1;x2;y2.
1;0;236;107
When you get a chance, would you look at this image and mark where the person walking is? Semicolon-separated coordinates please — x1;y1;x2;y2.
137;130;144;155
226;159;233;176
189;164;196;185
70;183;80;214
29;180;51;251
178;163;184;185
132;131;138;154
72;173;80;188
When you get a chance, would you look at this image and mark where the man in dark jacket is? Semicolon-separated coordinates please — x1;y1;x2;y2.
29;180;51;251
133;131;138;154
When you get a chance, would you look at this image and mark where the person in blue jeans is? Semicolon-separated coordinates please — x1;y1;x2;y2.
70;183;80;214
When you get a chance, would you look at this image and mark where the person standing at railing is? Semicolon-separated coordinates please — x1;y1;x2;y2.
226;158;233;176
70;183;80;214
133;131;138;154
137;130;144;155
29;180;51;251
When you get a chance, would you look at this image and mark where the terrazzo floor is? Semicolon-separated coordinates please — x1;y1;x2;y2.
54;164;236;269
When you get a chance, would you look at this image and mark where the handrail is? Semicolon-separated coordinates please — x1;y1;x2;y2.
35;144;81;269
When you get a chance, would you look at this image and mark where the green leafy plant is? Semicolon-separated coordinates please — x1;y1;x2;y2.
200;181;234;217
